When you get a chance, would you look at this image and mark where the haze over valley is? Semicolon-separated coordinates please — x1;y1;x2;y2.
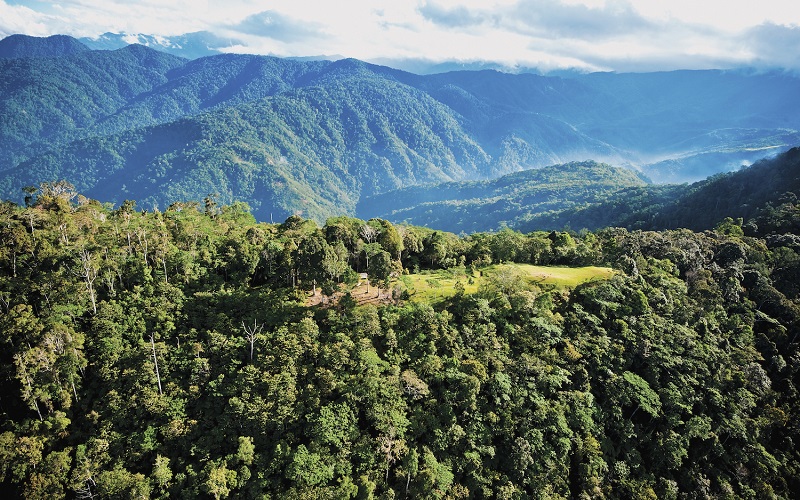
1;33;799;227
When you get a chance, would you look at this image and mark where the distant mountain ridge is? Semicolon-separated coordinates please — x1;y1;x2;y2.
359;148;800;234
357;161;649;233
0;44;186;172
1;34;799;225
0;34;90;59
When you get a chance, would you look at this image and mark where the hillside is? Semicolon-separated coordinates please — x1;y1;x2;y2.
0;45;185;171
1;35;800;222
551;146;800;233
623;146;800;232
360;148;800;235
358;161;649;233
0;71;492;222
0;34;90;59
1;190;799;498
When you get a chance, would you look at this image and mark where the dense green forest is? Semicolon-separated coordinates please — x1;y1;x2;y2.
1;181;799;498
3;38;800;222
357;161;650;233
361;148;800;235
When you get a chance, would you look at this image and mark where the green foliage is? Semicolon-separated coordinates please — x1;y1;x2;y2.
363;148;800;236
618;147;800;233
4;44;799;229
0;190;799;498
359;160;650;233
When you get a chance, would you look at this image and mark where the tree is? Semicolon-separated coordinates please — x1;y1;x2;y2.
368;251;395;290
22;185;38;207
715;216;744;237
0;212;32;278
526;232;553;264
95;464;150;498
400;448;419;497
152;454;173;492
424;232;448;268
618;371;661;419
297;232;333;295
241;319;264;361
360;223;379;245
35;180;77;210
549;231;577;264
204;462;234;500
150;334;163;395
490;228;526;263
376;219;405;262
287;445;333;487
72;247;100;315
400;226;424;267
323;241;350;285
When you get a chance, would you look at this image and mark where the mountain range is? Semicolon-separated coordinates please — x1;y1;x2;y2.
1;33;799;227
357;148;800;234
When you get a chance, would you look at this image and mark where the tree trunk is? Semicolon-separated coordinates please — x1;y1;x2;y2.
151;335;163;395
24;374;43;421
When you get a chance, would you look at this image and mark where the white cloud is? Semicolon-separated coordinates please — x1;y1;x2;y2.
631;0;800;32
740;23;800;70
3;0;800;72
0;1;57;37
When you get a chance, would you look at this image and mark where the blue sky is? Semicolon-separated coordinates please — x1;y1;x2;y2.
2;0;800;72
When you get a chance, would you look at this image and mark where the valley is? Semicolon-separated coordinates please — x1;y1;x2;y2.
2;35;799;228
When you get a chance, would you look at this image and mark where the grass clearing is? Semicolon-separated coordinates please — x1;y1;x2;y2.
309;263;616;307
506;263;617;288
401;263;615;303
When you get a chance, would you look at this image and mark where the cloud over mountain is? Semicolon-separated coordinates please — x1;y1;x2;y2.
231;10;329;43
2;0;800;72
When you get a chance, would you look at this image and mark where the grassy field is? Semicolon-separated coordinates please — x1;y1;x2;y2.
399;263;616;303
310;263;616;307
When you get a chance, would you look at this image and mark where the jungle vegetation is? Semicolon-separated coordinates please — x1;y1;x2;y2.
1;180;799;498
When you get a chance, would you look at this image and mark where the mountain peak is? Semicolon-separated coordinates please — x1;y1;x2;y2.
0;34;89;59
111;43;187;66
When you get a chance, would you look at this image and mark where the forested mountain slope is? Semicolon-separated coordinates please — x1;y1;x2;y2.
0;34;90;59
552;146;800;234
0;71;491;222
362;148;800;235
0;45;185;170
625;146;800;232
1;185;799;497
358;161;649;233
1;35;800;222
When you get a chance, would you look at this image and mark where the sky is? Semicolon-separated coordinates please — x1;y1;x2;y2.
2;0;800;72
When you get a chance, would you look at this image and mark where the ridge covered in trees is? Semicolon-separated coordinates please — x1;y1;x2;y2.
1;182;799;498
2;37;800;222
357;160;650;233
360;148;800;235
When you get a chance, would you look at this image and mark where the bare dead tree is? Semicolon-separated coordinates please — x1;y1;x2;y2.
72;248;99;314
242;319;264;361
360;223;379;244
136;227;149;264
74;476;97;499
